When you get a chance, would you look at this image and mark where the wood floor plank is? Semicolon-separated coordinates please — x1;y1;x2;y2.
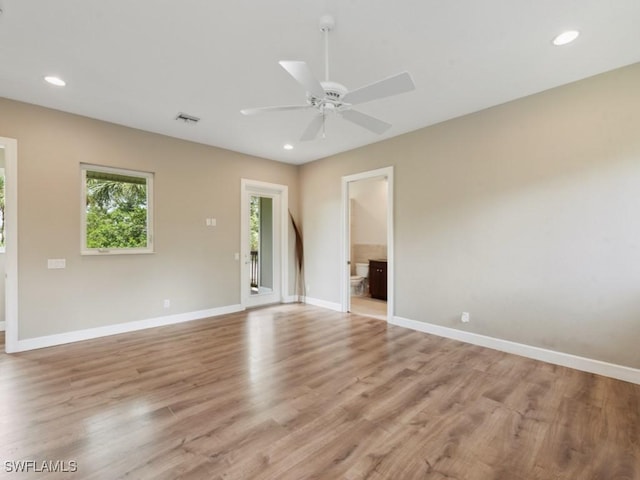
1;303;638;479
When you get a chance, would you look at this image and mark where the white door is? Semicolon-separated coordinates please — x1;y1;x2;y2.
241;179;288;308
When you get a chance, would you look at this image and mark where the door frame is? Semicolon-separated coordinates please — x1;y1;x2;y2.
1;137;18;353
240;179;288;308
340;166;394;320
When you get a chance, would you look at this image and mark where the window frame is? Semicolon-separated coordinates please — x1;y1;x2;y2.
80;163;154;255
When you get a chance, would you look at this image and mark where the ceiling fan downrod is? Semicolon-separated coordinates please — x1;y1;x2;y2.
319;14;335;83
240;13;415;141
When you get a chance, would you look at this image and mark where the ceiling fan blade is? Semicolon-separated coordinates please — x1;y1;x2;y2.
300;115;324;141
279;61;326;99
341;109;392;135
240;105;310;115
342;71;415;106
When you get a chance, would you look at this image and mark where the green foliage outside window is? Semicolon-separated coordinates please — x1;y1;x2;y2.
250;195;259;252
85;171;149;249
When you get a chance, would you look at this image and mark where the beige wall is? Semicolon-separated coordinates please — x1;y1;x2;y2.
301;63;640;368
350;177;387;246
0;98;299;339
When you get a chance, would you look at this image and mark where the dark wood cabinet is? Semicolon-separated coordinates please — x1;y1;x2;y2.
369;259;387;300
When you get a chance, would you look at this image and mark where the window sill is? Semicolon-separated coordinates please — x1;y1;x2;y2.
81;248;154;256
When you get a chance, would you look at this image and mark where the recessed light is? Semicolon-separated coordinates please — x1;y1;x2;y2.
552;30;580;46
283;144;294;150
44;76;66;87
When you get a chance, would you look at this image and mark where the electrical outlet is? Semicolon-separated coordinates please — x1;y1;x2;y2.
163;299;171;309
461;312;470;323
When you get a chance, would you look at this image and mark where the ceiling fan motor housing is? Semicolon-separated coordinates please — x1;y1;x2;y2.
241;13;415;139
309;81;348;110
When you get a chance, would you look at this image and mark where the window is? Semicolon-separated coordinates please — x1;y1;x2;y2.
81;164;153;254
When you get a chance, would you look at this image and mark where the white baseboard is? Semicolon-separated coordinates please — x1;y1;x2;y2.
391;316;640;385
13;304;245;353
0;321;5;332
283;295;301;303
303;296;342;312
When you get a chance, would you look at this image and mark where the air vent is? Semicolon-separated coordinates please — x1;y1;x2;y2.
175;112;200;124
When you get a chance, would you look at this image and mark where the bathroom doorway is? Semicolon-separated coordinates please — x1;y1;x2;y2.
341;167;393;321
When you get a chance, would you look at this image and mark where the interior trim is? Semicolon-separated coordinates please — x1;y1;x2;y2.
341;166;394;320
303;296;342;312
391;315;640;385
11;304;245;353
1;136;18;353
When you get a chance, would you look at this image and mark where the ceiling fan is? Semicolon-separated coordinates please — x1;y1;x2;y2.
240;14;416;141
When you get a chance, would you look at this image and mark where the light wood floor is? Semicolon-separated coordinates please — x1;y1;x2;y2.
1;304;638;479
350;295;387;321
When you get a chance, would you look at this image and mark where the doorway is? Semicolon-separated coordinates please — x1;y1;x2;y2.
341;167;394;321
0;137;17;353
240;179;288;308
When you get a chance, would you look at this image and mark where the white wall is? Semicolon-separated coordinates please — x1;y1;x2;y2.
301;63;640;369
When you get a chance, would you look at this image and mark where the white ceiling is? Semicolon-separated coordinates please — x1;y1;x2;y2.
0;1;638;165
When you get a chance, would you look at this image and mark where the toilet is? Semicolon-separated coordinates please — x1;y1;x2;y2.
350;263;370;296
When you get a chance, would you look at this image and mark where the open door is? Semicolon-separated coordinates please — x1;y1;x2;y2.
241;179;288;308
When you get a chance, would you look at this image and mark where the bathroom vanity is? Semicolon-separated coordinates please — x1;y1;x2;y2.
369;259;387;300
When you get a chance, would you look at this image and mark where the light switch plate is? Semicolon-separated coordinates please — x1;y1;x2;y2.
48;259;66;269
